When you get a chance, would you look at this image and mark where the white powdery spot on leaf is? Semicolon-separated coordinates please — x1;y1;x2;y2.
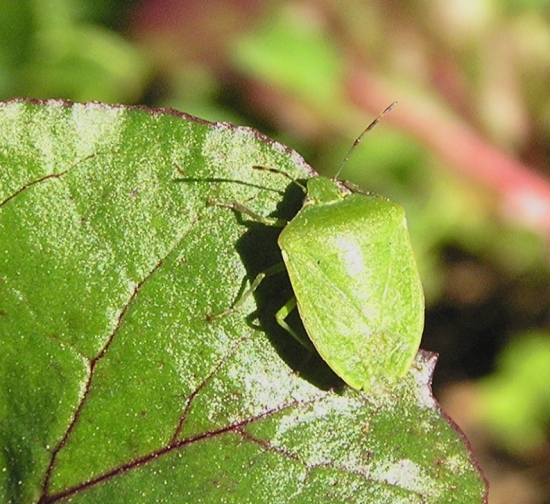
72;103;126;157
372;458;440;500
410;351;438;410
224;335;317;413
444;454;471;475
203;124;267;177
204;122;310;182
270;139;311;173
272;394;365;466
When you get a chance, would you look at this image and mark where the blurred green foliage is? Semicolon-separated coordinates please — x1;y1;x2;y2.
233;9;343;111
479;332;550;452
0;0;148;102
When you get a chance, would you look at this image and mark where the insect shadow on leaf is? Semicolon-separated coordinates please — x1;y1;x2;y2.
173;167;342;389
211;174;345;391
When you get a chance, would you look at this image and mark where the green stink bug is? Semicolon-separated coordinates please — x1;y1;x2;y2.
277;176;424;390
214;106;424;391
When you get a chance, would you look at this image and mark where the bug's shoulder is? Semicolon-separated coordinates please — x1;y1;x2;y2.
279;178;406;255
307;177;405;224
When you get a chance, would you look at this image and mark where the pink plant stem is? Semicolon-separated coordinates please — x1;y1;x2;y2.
347;69;550;238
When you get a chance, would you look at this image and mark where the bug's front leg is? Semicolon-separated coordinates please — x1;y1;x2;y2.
207;200;287;228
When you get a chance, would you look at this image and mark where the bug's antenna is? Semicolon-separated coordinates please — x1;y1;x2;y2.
252;165;307;193
334;102;397;180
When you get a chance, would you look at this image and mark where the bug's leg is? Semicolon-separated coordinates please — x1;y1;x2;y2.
275;298;314;351
209;262;286;320
207;200;287;228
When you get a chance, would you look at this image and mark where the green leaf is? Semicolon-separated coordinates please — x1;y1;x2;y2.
0;100;487;503
478;331;550;453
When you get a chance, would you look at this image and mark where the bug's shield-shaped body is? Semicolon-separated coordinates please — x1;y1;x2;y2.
278;177;424;391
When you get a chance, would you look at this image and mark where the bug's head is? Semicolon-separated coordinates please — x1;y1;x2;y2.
303;177;349;206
